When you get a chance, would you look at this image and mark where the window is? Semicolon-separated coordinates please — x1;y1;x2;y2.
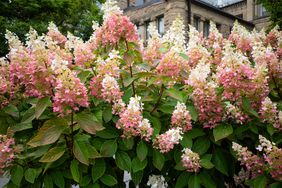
235;14;243;18
145;21;150;40
136;25;142;39
136;0;144;6
203;20;210;37
257;4;268;17
157;16;165;36
216;23;221;31
193;16;200;31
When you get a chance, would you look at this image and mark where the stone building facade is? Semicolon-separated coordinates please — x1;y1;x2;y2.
221;0;270;30
117;0;270;41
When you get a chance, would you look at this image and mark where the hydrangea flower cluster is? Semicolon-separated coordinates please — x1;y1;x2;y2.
257;135;282;180
259;97;281;129
147;175;168;188
53;69;89;116
232;142;264;178
181;148;201;172
0;135;16;175
101;75;123;103
116;96;153;141
153;127;183;153
95;0;138;46
171;102;192;132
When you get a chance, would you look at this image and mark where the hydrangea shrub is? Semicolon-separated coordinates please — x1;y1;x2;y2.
0;0;281;187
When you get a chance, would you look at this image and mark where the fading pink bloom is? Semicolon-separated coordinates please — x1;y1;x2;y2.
257;135;282;180
259;97;281;129
0;135;16;175
171;102;192;132
181;148;201;172
153;127;183;153
116;96;153;141
95;13;138;46
101;75;123;103
53;69;89;116
156;50;187;78
47;22;67;45
232;142;264;178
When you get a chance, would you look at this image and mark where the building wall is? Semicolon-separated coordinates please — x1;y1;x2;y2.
117;0;254;41
221;1;247;19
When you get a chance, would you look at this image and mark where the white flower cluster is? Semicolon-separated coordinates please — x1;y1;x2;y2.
256;135;276;153
5;30;24;54
65;32;84;50
163;15;186;51
224;102;244;124
187;60;211;85
166;127;183;143
101;0;122;20
127;96;143;113
102;75;120;92
147;175;168;188
51;56;69;73
148;23;160;39
139;118;152;130
182;148;200;161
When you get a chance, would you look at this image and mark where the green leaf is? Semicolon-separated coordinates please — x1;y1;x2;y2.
28;118;68;147
200;159;214;169
51;171;65;188
11;165;23;186
77;70;91;83
181;133;193;148
103;107;112;123
175;161;186;171
153;150;165;171
131;171;143;185
43;174;53;188
96;126;119;139
187;105;198;121
4;104;19;118
132;157;147;173
166;88;187;103
254;175;267;188
73;134;90;165
212;148;229;176
199;171;216;188
40;146;65;163
192;137;210;155
242;96;259;117
24;168;39;184
71;160;80;183
35;97;51;119
100;175;117;186
11;122;33;132
213;123;233;142
100;140;117;157
115;151;131;172
186;128;205;139
91;159;106;183
137;140;148;161
75;112;104;135
175;172;190;188
21;107;36;123
188;174;200;188
270;182;282;188
179;53;189;60
124;77;136;87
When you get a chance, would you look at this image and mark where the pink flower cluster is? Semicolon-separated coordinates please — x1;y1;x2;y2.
156;50;187;78
257;135;282;180
153;127;183;153
53;70;89;116
171;102;192;132
116;96;153;141
0;135;16;175
229;22;252;52
259;97;281;130
95;13;138;46
232;142;264;178
101;75;123;103
181;148;201;172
